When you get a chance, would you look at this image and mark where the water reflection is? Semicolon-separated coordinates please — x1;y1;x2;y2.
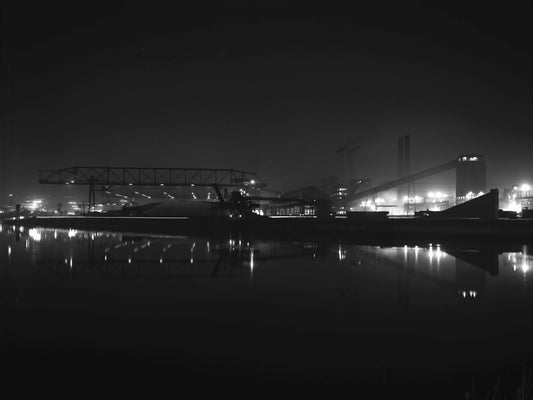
504;250;532;275
1;227;532;298
1;228;271;279
28;228;41;242
3;226;533;393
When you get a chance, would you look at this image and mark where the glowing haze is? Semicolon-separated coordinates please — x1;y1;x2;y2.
2;2;533;203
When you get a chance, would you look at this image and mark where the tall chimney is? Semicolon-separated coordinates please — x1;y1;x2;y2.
403;134;410;176
347;147;353;186
398;136;404;178
352;145;359;180
337;145;347;187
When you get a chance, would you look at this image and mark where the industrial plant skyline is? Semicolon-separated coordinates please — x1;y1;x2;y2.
4;3;533;398
2;2;533;204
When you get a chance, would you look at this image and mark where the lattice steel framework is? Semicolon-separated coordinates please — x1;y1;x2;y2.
39;166;264;210
39;166;261;187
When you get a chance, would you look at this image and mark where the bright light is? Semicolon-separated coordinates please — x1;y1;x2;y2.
338;245;346;261
503;199;522;213
28;228;42;242
427;191;448;200
429;245;444;264
250;180;255;185
250;248;255;276
520;183;531;191
68;229;78;238
459;290;477;298
28;199;43;211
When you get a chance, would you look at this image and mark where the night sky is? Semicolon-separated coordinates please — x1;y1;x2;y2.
2;1;533;202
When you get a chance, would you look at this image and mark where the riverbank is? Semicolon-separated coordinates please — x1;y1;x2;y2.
3;215;533;242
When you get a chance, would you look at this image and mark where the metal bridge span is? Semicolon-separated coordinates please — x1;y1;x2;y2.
39;166;264;209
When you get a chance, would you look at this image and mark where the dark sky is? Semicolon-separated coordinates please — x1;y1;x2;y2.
2;1;533;201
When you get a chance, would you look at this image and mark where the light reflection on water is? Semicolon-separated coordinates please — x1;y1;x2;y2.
1;227;532;301
2;226;533;388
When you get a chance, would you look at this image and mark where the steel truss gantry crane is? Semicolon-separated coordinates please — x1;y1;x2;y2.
39;166;264;210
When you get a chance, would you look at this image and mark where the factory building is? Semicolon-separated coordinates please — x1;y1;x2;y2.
456;154;486;199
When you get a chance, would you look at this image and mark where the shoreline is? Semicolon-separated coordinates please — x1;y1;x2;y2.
4;215;533;243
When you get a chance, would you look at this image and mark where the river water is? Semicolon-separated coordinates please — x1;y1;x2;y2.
1;225;533;397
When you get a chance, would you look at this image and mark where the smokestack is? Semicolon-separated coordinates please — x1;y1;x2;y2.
347;147;354;185
337;145;347;187
352;145;359;181
1;33;12;207
398;136;404;178
337;143;359;188
403;134;410;176
398;134;411;208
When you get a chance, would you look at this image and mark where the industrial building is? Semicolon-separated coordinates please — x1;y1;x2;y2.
8;135;530;219
334;135;490;216
456;155;486;198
